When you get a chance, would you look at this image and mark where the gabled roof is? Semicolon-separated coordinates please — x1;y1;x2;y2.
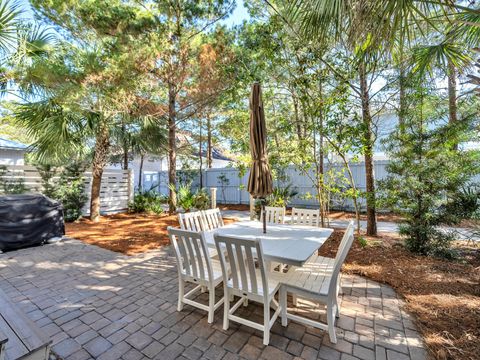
0;137;28;151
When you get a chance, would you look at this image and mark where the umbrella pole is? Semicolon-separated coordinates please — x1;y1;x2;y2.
262;199;266;234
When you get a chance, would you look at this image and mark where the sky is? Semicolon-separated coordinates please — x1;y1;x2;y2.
18;0;250;27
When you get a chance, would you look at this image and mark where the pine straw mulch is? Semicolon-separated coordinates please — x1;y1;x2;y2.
319;230;480;360
65;213;237;255
66;213;480;360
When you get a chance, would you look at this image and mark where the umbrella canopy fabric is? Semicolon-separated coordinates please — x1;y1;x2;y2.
247;82;273;199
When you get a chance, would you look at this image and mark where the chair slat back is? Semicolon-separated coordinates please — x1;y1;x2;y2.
214;234;267;297
328;221;355;295
202;208;224;230
261;206;285;224
168;227;213;281
291;207;320;226
178;211;206;232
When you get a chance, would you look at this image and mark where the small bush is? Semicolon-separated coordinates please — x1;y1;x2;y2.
193;189;210;210
56;163;88;222
266;183;299;207
358;236;368;248
0;165;28;194
175;183;195;212
129;189;164;215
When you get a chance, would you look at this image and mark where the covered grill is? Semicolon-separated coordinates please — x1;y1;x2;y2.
0;194;65;252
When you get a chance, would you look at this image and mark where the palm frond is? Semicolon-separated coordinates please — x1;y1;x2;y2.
449;8;480;48
14;99;92;162
412;41;473;76
0;0;21;53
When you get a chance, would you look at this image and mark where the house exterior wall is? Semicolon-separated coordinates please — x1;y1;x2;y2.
0;149;25;166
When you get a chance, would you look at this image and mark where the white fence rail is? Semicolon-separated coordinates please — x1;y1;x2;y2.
0;165;134;215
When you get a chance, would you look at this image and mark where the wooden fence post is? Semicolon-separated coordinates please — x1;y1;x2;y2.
210;187;217;209
127;169;134;204
249;194;255;220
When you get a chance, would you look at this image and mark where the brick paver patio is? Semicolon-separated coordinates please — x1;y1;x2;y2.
0;240;427;360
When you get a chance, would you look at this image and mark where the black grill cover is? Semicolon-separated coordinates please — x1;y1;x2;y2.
0;194;65;251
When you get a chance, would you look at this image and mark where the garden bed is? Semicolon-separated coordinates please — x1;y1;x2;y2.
65;213;237;255
65;213;479;360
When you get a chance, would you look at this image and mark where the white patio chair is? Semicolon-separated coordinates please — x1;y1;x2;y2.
261;206;286;224
178;211;207;232
290;207;321;227
202;208;224;230
214;234;283;345
168;227;224;323
279;221;355;343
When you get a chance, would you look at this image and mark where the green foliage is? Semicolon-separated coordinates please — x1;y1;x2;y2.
378;83;479;258
193;188;210;211
55;163;88;222
36;163;57;198
0;165;28;194
266;183;299;207
443;185;480;222
172;183;195;212
128;189;164;215
358;236;368;248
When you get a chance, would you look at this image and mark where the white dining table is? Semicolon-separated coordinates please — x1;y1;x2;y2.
204;220;334;267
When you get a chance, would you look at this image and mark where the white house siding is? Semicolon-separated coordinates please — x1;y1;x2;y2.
0;149;25;165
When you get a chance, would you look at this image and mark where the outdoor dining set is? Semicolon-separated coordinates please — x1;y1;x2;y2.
167;206;355;347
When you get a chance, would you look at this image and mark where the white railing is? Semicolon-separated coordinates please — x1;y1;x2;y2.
0;165;134;215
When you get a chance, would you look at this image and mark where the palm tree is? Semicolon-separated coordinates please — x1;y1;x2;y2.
412;40;473;126
285;0;453;235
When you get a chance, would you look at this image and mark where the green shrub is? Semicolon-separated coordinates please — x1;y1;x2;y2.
193;189;210;210
129;189;164;214
56;163;88;222
443;185;480;222
266;183;299;207
358;236;368;248
36;164;57;198
0;165;28;194
174;183;195;212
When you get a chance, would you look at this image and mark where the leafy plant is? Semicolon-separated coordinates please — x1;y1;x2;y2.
358;236;368;248
266;183;299;207
378;80;479;258
0;165;28;194
36;163;57;198
128;188;164;215
193;188;210;210
442;185;480;222
172;183;195;212
56;163;88;222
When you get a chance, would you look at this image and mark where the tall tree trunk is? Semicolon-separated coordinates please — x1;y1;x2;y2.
207;113;212;169
199;117;203;188
121;121;129;170
318;78;325;227
447;59;458;150
398;39;406;130
292;94;303;141
168;83;177;214
138;153;144;191
90;122;110;222
359;61;377;236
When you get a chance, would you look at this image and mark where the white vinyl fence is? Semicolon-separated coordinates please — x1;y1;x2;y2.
0;165;134;215
143;161;393;211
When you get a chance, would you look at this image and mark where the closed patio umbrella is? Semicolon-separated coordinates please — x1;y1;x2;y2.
247;82;273;233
